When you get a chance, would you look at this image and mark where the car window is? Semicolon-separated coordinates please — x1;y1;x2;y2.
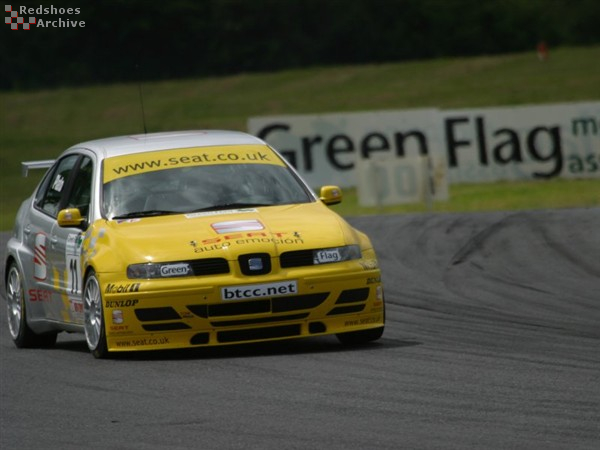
103;163;313;219
65;156;93;219
37;155;79;217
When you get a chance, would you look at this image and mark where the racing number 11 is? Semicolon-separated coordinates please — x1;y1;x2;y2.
66;234;82;295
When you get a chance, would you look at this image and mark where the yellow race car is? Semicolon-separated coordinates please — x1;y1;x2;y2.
5;131;385;358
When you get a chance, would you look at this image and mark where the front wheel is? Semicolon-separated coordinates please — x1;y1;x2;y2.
83;271;108;358
5;262;57;348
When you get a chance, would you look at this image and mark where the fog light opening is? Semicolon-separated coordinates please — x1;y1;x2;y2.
190;333;210;345
309;322;326;334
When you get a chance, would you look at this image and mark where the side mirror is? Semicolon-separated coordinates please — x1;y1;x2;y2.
57;208;85;228
319;185;342;206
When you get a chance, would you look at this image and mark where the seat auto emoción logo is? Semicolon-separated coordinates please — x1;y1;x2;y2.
5;4;85;30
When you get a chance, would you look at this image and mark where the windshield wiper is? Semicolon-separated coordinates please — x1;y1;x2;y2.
188;202;272;213
111;210;180;220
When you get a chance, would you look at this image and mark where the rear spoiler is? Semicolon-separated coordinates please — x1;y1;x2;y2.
21;160;55;177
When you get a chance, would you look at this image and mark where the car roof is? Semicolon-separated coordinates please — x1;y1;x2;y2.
69;130;267;159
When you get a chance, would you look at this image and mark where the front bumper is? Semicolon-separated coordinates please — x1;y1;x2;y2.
99;266;384;352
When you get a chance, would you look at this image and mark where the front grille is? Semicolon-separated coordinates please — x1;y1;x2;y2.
187;300;270;318
217;324;301;343
135;307;180;322
210;300;271;317
272;293;328;312
188;258;229;276
186;293;328;320
327;304;366;315
211;313;309;327
327;288;370;315
142;322;191;331
280;249;314;268
336;288;370;304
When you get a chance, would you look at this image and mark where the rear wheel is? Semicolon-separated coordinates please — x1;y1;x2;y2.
336;326;384;345
83;271;108;358
5;263;57;348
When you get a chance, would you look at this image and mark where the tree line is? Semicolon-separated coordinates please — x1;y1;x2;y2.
2;0;599;90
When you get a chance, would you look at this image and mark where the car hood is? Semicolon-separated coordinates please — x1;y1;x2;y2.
88;203;364;266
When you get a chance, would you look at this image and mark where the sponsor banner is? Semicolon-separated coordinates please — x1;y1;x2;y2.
441;103;600;183
28;289;52;302
105;283;141;294
103;145;284;183
248;102;600;187
159;263;190;277
249;108;438;188
221;280;298;301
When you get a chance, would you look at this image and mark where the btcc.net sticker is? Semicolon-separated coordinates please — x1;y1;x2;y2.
222;280;298;301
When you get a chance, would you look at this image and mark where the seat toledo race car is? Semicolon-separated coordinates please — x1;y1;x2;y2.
5;130;385;358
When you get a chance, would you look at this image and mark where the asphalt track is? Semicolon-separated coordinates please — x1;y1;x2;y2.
1;208;599;450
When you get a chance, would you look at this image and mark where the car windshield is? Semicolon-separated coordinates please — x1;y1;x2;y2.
103;162;314;219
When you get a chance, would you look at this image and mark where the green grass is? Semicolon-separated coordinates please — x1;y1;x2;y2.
1;45;599;230
330;179;600;217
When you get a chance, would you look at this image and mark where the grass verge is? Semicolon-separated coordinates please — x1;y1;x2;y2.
331;179;600;217
1;45;599;229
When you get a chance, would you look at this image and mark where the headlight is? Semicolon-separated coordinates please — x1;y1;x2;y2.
127;262;191;279
313;245;361;265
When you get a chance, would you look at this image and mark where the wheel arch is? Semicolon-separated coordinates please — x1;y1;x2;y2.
4;254;30;303
83;264;96;281
4;255;18;288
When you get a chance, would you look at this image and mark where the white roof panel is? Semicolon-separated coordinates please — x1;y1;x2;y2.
69;130;266;159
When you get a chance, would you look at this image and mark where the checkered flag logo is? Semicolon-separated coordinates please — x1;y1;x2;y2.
5;5;36;30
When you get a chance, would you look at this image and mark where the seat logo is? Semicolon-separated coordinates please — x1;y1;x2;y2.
248;257;263;271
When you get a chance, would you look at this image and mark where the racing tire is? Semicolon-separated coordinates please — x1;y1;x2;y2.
5;262;58;348
336;326;385;345
83;270;109;359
